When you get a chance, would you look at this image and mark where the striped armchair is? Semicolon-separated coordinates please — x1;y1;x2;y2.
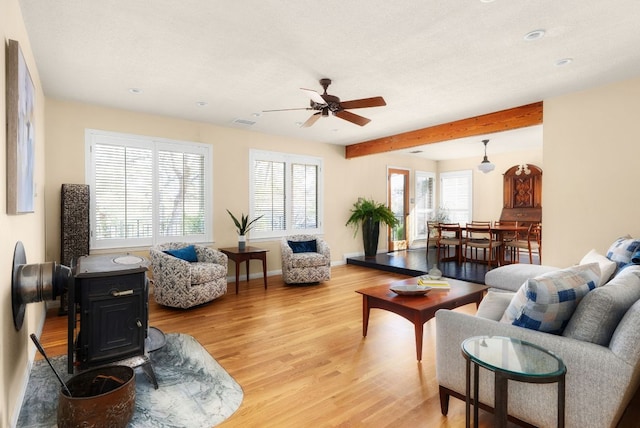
280;235;331;285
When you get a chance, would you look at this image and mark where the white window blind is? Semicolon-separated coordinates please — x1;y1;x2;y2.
86;130;212;249
249;150;323;239
157;149;206;237
93;144;153;241
253;159;286;232
291;163;318;230
414;171;435;240
440;170;472;225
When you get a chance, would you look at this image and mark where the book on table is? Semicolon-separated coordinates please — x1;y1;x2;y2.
417;277;451;289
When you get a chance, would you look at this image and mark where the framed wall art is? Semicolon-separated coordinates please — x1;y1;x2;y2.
6;39;36;214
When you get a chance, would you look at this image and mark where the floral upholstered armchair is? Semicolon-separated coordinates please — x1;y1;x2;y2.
280;235;331;285
149;243;228;308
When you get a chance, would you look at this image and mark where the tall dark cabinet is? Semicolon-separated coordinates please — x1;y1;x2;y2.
60;183;90;315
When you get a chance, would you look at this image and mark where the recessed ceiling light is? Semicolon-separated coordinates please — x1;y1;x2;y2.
555;58;573;67
128;88;143;94
523;29;546;41
480;0;496;3
295;121;303;126
251;112;261;117
195;101;208;107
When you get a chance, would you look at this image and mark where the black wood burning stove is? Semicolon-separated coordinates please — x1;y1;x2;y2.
68;254;152;379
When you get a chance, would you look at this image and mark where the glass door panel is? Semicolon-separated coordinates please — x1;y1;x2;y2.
388;168;409;251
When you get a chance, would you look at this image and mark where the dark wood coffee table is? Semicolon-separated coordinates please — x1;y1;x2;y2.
356;278;488;361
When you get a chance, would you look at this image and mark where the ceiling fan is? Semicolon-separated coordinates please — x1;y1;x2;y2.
263;78;386;127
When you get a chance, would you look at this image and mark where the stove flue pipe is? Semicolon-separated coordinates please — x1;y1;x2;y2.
11;241;72;331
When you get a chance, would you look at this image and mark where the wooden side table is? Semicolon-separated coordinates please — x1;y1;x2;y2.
219;246;268;294
461;336;566;428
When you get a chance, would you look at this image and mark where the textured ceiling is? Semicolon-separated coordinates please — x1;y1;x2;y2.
18;0;640;159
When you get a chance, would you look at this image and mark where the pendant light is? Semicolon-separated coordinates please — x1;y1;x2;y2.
477;139;495;174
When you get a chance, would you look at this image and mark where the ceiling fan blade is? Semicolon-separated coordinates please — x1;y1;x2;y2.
301;112;322;128
339;96;386;110
334;110;371;126
262;107;313;112
301;88;327;106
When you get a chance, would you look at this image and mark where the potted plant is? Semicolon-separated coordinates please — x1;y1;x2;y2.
226;210;263;250
346;198;399;258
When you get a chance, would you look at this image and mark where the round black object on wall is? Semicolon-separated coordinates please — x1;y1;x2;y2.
12;241;72;330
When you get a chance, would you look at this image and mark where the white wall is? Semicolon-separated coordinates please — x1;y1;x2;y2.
44;99;439;271
544;75;640;266
1;0;48;424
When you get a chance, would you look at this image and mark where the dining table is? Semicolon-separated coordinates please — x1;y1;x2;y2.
436;223;529;265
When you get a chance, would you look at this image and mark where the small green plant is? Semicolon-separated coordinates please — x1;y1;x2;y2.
226;210;263;235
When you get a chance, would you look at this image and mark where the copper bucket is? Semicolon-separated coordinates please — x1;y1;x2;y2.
57;365;135;428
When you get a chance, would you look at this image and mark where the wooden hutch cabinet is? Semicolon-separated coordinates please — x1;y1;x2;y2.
499;164;542;226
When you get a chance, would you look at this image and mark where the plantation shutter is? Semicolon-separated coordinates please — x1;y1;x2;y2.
94;143;153;240
440;170;472;224
158;150;206;237
291;163;318;230
414;171;435;238
253;159;286;232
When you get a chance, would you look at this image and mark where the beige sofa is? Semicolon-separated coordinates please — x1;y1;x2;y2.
436;258;640;427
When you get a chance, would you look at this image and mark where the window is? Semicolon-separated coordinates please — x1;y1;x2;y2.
414;171;435;240
249;150;323;239
440;170;472;224
86;129;212;249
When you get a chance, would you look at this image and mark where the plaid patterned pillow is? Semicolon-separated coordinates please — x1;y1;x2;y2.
501;263;600;334
607;237;640;270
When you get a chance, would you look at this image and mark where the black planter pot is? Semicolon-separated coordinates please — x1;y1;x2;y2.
362;218;380;258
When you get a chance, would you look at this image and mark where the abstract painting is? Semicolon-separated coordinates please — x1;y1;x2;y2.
6;39;36;214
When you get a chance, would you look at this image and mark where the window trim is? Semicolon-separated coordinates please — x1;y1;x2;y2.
249;149;324;240
85;129;213;250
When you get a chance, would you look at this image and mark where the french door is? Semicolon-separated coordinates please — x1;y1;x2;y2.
388;168;410;251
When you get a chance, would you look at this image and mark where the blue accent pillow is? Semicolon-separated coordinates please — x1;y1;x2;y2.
506;263;600;334
619;250;640;272
606;237;640;270
288;240;317;254
163;245;198;262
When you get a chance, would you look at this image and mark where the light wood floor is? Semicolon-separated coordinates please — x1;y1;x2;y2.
39;264;505;428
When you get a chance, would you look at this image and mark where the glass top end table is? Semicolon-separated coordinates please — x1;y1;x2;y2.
462;336;566;379
461;335;566;428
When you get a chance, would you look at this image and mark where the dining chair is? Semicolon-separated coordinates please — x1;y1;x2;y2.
504;223;542;264
462;223;502;268
436;223;462;264
464;221;492;260
426;220;440;259
494;220;519;263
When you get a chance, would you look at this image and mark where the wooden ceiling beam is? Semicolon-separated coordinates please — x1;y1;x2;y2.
344;101;543;159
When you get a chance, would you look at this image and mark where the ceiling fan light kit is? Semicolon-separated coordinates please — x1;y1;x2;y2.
264;78;386;128
477;139;496;174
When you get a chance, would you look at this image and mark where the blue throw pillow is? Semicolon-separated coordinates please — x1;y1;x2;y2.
163;245;198;262
606;237;640;270
288;240;317;254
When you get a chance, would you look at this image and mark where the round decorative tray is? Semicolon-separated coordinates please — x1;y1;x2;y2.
390;285;431;296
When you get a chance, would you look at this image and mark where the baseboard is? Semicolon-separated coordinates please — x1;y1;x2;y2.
11;305;47;428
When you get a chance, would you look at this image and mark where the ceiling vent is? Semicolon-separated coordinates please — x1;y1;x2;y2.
232;118;256;126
